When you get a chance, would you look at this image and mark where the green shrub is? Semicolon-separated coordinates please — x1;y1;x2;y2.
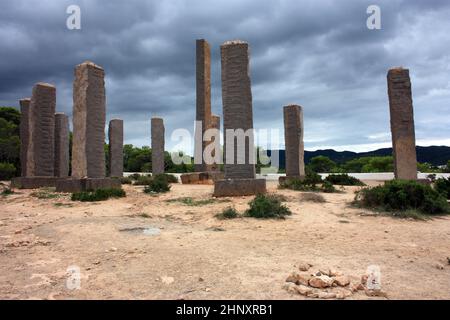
119;177;133;184
143;175;171;194
1;188;14;196
216;207;239;219
321;180;337;193
434;177;450;199
133;175;153;185
325;174;365;186
71;188;126;202
128;173;141;181
159;173;178;183
245;194;292;219
354;180;450;216
31;188;60;199
0;162;16;180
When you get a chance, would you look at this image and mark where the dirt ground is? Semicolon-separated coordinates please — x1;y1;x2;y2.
0;181;449;300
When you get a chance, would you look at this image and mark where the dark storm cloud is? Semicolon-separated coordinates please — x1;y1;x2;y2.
1;0;449;152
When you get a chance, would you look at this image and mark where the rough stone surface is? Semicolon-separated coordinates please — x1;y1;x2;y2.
11;177;60;189
284;104;305;178
309;275;334;289
108;119;123;177
180;172;224;185
72;61;106;179
55;178;121;193
388;67;417;180
28;83;56;177
206;114;221;172
220;40;255;179
54;113;70;177
194;39;212;172
151;117;165;175
19;98;31;177
213;178;266;197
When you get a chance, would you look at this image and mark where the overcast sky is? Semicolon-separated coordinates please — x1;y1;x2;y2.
1;0;449;153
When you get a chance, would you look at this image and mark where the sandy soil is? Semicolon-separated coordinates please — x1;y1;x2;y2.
0;181;449;300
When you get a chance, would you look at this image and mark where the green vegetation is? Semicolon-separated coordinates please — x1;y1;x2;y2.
30;188;60;199
325;173;365;186
308;156;339;173
0;162;16;180
215;207;240;220
0;107;20;179
279;170;338;193
119;177;133;184
434;177;450;199
354;180;450;218
166;197;216;206
143;174;171;194
321;180;337;193
71;188;126;202
133;175;153;186
341;156;393;173
245;194;292;219
1;187;14;196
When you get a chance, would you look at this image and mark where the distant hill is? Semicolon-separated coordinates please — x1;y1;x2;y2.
267;146;450;168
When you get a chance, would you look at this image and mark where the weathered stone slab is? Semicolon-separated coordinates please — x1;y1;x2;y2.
28;83;56;177
194;39;212;172
387;67;417;180
54;113;70;177
72;61;106;178
151;117;165;175
55;178;121;193
108;119;123;177
213;178;266;197
11;176;60;189
284;104;305;179
19;98;31;177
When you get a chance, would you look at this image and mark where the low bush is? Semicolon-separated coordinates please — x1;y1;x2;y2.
1;188;14;196
321;180;337;193
143;175;171;194
119;177;133;184
301;193;326;203
245;194;292;219
159;174;178;183
215;207;239;220
434;177;450;199
133;175;153;186
325;174;365;186
71;188;126;202
354;180;450;217
0;163;16;180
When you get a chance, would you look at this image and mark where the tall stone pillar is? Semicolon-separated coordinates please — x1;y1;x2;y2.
151;117;165;175
214;40;266;196
387;67;417;180
71;61;106;178
283;105;305;179
208;114;221;172
54;113;70;177
108;119;123;177
194;39;212;172
19;98;31;177
28;83;56;177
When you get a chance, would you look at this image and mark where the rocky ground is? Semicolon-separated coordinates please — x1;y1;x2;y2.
0;181;449;300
